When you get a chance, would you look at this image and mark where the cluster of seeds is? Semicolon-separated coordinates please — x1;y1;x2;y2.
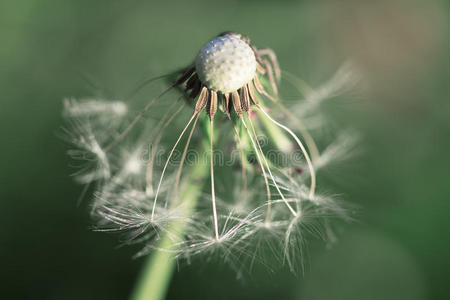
63;32;358;272
195;34;256;94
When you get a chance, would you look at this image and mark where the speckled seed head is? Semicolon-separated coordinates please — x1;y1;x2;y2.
195;35;256;94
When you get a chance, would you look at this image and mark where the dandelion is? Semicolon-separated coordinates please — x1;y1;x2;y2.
63;32;358;298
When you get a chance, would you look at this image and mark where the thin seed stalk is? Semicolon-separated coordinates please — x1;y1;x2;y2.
253;77;292;153
131;139;210;300
258;109;293;152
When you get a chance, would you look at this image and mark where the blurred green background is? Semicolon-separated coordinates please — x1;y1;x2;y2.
1;0;449;299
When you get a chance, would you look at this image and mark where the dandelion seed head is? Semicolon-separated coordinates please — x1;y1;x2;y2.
195;35;256;93
62;32;360;273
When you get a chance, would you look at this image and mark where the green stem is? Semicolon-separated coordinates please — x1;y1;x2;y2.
130;140;209;300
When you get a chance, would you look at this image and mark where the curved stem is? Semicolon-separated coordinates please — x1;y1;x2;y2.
151;113;198;220
257;105;316;199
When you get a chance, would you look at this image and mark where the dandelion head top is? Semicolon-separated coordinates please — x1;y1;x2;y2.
175;32;282;120
62;31;357;273
195;33;256;94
